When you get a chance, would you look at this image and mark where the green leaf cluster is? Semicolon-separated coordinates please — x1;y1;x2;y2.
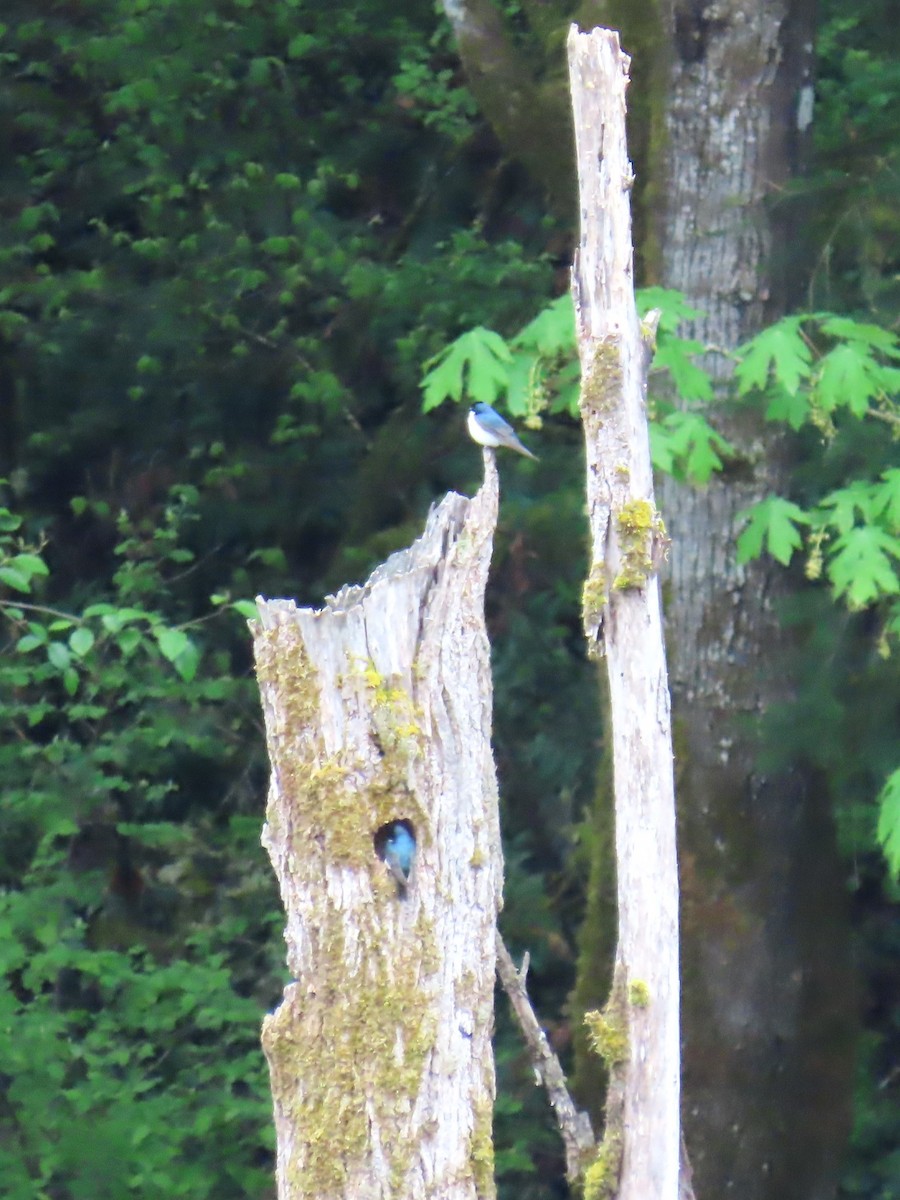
1;0;553;591
1;2;569;1190
734;315;900;622
0;491;280;1198
731;313;900;896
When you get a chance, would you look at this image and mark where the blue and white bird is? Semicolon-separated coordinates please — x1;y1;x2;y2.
467;401;538;461
383;823;415;893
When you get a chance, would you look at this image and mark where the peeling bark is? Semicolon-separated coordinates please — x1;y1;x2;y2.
251;459;503;1200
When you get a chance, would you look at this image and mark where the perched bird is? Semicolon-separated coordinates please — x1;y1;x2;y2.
383;823;415;893
467;401;538;461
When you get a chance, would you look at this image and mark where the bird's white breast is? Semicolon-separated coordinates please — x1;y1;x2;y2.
467;409;500;448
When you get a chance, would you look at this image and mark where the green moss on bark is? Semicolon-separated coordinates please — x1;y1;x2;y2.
471;1094;497;1200
582;1130;624;1200
264;899;437;1199
581;341;623;415
584;1004;628;1068
628;979;650;1008
582;560;609;633
612;499;666;590
581;969;629;1200
257;629;442;1197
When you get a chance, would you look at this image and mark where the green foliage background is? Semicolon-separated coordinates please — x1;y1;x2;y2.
0;0;897;1197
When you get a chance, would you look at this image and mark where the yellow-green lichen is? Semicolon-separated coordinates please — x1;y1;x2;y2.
612;499;666;591
581;971;629;1200
362;661;424;751
580;341;623;415
582;1130;624;1200
259;636;465;1197
343;658;430;870
582;560;608;632
267;899;437;1199
470;1095;496;1200
584;1008;628;1068
256;624;321;739
628;979;650;1008
261;638;429;880
584;971;629;1068
285;758;362;864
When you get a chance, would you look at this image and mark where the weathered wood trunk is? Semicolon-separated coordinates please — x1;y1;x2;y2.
251;460;503;1200
568;27;683;1200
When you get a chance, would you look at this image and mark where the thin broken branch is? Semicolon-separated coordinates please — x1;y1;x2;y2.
495;933;596;1181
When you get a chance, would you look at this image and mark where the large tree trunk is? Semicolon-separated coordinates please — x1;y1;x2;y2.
658;2;856;1197
251;466;503;1200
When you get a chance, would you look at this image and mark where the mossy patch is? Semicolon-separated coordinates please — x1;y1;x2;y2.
257;633;443;1196
580;340;623;414
582;969;629;1200
259;640;428;873
612;498;666;591
582;559;608;634
584;1005;628;1068
363;661;424;748
470;1094;497;1200
628;979;650;1008
582;1129;624;1200
264;900;436;1198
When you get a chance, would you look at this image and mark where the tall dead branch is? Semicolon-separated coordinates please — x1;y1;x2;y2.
567;25;685;1200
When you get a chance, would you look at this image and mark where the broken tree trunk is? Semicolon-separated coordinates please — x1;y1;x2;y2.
250;457;503;1200
567;26;683;1200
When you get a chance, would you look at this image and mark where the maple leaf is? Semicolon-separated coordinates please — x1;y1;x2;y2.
421;327;512;411
826;526;900;608
735;318;812;395
736;496;810;566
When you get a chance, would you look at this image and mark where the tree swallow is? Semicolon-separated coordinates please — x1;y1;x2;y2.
467;401;538;460
383;823;415;894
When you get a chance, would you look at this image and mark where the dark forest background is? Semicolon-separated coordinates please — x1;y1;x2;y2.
1;2;898;1198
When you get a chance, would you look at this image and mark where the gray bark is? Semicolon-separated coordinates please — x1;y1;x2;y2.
251;460;503;1200
568;27;684;1200
659;2;856;1197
